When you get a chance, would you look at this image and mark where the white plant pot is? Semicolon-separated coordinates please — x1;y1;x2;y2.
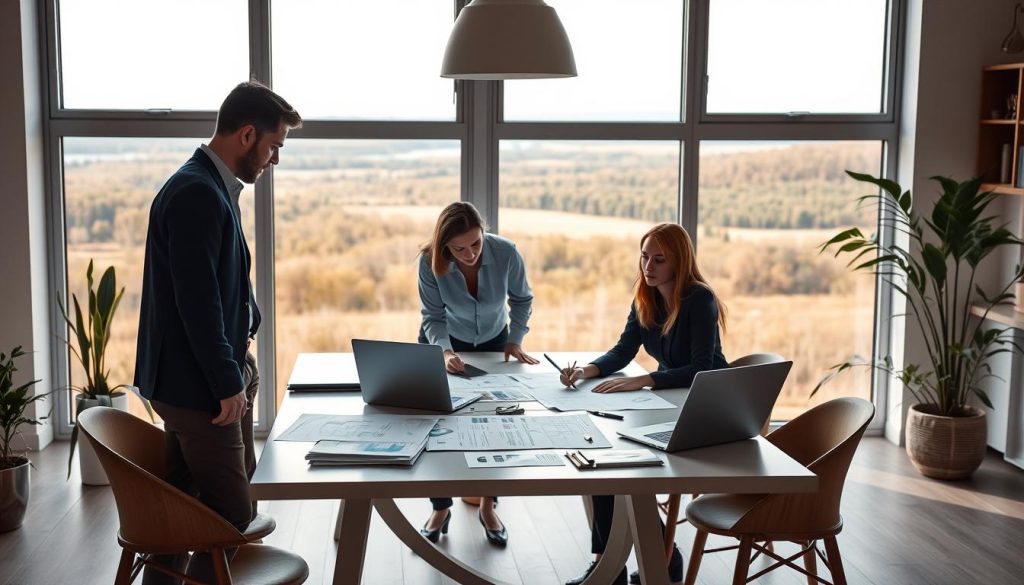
76;392;129;486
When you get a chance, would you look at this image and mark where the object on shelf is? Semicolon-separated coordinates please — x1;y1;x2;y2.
1002;144;1014;184
1018;147;1024;188
1003;4;1024;54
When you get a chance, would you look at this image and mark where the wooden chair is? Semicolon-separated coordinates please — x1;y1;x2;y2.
659;352;786;563
682;397;875;585
77;407;309;585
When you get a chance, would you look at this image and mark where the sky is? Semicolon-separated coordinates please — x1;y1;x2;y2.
57;0;888;121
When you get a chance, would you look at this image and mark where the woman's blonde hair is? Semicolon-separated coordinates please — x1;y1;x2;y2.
633;223;727;336
420;202;487;276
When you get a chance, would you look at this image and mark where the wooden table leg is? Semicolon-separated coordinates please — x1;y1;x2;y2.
627;494;670;585
373;498;514;585
333;498;372;585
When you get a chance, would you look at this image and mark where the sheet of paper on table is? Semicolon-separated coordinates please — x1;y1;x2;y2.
465;451;566;468
510;373;676;412
276;414;439;443
426;413;612;451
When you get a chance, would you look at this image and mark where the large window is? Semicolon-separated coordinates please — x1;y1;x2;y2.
697;141;882;419
57;0;248;110
498;141;680;372
705;0;889;114
62;138;199;421
273;140;460;407
45;0;902;435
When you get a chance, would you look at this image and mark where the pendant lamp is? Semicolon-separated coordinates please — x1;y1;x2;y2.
441;0;577;80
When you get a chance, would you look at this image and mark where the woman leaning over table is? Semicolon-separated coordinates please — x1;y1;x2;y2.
561;222;728;585
417;201;539;547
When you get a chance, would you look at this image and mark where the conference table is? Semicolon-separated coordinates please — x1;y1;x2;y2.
251;352;817;585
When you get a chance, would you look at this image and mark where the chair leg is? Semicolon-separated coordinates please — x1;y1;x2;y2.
664;494;681;562
114;549;135;585
733;536;753;585
683;529;707;585
823;536;848;585
211;548;232;584
803;540;818;585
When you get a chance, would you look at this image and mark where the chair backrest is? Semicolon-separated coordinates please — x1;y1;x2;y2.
734;397;874;535
77;407;246;552
729;352;786;435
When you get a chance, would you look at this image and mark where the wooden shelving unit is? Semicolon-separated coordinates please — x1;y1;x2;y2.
978;63;1024;194
970;303;1024;330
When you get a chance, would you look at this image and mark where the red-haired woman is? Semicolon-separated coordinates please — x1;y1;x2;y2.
562;222;728;585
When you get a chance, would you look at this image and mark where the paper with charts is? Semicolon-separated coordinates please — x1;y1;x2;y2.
465;451;566;468
426;413;611;451
509;373;675;412
275;414;439;443
447;374;532;401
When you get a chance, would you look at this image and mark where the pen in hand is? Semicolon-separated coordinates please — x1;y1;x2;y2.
544;353;577;389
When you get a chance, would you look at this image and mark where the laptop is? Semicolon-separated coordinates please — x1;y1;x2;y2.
351;339;483;413
286;353;361;391
617;361;792;451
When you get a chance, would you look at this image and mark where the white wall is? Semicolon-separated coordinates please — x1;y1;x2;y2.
0;0;53;450
891;0;1021;444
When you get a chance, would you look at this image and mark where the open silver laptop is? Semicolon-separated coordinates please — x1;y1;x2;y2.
351;339;482;413
618;361;792;451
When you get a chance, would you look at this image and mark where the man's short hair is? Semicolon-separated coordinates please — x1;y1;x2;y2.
215;81;302;136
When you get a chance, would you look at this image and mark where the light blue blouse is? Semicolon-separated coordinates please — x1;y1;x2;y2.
418;233;533;351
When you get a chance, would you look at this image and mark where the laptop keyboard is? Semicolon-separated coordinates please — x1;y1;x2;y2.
644;430;674;443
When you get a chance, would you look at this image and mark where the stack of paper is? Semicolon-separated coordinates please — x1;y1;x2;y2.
274;414;439;467
306;437;429;466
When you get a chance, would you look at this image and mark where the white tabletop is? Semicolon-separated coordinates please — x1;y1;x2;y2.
252;352;817;501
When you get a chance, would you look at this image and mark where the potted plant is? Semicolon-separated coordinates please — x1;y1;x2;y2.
816;172;1024;479
0;346;48;532
59;260;149;485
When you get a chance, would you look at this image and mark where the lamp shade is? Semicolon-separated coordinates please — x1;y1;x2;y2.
441;0;577;80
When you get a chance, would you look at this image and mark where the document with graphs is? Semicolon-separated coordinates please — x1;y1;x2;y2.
426;413;611;451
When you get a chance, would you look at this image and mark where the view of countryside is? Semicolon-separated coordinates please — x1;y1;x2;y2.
64;139;879;422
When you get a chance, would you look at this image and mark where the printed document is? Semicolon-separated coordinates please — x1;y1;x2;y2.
276;414;439;443
426;413;611;451
465;451;566;468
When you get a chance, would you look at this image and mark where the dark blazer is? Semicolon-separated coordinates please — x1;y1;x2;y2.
134;149;261;413
591;284;727;389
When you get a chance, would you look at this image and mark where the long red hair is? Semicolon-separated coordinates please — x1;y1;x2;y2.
634;223;727;336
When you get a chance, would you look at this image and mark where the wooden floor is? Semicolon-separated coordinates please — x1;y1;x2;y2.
2;437;1023;585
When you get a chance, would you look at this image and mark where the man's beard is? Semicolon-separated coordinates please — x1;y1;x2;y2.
236;144;264;183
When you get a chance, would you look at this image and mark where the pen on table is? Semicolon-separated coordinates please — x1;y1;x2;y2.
543;353;577;389
587;410;624;421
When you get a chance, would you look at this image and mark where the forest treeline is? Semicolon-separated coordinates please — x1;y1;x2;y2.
63;142;880;245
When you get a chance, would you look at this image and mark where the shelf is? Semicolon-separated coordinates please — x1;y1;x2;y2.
980;118;1018;125
971;303;1024;329
980;183;1024;195
984;63;1024;72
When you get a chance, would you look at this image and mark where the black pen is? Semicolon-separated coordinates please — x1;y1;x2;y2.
587;410;624;421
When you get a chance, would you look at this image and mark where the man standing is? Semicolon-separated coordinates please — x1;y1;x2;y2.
134;81;301;582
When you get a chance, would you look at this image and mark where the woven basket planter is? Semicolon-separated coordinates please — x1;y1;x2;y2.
906;404;987;479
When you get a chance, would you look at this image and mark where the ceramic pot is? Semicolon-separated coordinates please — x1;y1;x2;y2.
76;393;129;485
0;457;30;532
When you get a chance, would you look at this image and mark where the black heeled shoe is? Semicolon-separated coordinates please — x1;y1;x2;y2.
477;508;508;546
628;546;683;584
566;561;627;585
419;509;451;544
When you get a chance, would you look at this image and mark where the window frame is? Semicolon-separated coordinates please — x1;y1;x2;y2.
42;0;903;438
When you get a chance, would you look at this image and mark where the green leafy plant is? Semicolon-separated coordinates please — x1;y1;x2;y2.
0;346;49;469
58;260;151;477
815;173;1024;416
